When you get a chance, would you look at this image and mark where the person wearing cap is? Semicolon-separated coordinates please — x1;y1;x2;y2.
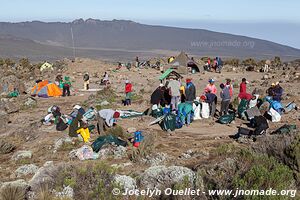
185;78;196;103
266;83;275;97
150;83;166;107
220;83;231;116
205;79;217;94
273;82;283;102
238;78;252;100
96;109;120;134
167;78;181;111
205;89;217;117
124;80;133;106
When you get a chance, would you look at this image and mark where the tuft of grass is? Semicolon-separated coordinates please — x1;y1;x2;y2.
0;185;26;200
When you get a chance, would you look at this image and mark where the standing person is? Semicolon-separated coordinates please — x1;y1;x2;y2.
124;80;132;106
207;57;211;69
220;83;231;116
62;76;71;97
185;78;196;125
135;56;140;68
205;89;217;117
213;58;218;72
83;73;90;90
273;82;284;102
238;78;252;100
96;109;120;135
205;79;217;94
167;78;181;111
150;84;166;107
226;79;233;98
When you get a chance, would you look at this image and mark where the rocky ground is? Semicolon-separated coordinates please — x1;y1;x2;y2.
0;58;299;199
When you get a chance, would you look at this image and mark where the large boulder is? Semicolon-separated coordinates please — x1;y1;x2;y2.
114;174;137;190
139;165;195;190
15;164;39;178
12;150;32;161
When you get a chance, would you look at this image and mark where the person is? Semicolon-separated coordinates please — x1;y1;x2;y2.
207;57;211;69
167;78;181;111
266;83;275;97
205;89;217;117
226;79;233;97
213;58;218;72
102;72;109;85
96;109;120;135
264;62;269;73
220;83;231;116
180;85;186;103
273;82;283;102
150;84;166;107
124;80;132;106
238;78;252;100
55;74;63;87
83;73;90;90
135;56;140;68
185;78;196;125
249;89;260;108
62;76;71;96
205;79;217;94
216;57;223;73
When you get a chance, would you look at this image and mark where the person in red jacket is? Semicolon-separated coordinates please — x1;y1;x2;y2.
124;80;133;106
238;78;252;100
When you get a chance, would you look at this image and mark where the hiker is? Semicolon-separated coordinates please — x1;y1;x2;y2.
205;89;217;117
167;78;181;111
238;78;252;100
55;74;63;88
226;79;233;97
185;78;196;103
180;85;186;103
216;57;223;73
205;79;217;94
249;89;260;108
83;73;90;90
62;76;71;96
124;80;132;106
266;83;275;97
212;58;218;72
150;84;166;107
273;82;284;102
207;57;211;69
264;62;269;73
220;83;231;116
135;56;140;68
96;109;120;135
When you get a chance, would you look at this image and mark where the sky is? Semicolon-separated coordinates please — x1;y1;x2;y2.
1;0;300;48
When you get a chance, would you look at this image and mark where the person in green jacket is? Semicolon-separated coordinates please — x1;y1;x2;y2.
62;76;71;96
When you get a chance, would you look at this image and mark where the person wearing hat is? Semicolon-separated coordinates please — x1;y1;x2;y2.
205;89;217;117
185;78;196;103
226;79;233;97
96;109;120;134
238;78;252;100
204;79;217;95
220;83;231;116
273;82;284;102
124;80;133;106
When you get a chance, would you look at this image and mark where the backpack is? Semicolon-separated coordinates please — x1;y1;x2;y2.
252;115;269;135
82;108;97;122
175;115;183;129
238;99;248;118
92;134;127;153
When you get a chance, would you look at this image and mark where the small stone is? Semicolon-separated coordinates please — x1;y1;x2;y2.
12;150;32;161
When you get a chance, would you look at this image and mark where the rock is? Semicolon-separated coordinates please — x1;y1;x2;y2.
12;150;32;161
15;164;39;177
139;165;195;190
53;137;73;153
141;152;169;166
111;162;133;169
100;100;110;106
0;179;29;193
113;146;127;159
24;97;37;107
54;185;74;199
127;127;137;133
114;175;137;190
0;139;15;154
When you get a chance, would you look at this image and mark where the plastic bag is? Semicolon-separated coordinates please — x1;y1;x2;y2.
201;102;210;119
268;108;281;122
193;102;201;120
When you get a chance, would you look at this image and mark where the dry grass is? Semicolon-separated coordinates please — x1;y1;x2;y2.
0;185;26;200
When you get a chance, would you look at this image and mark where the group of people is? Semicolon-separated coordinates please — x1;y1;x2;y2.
54;75;72;96
204;57;223;73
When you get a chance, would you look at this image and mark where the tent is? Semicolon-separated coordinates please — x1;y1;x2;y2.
31;81;62;98
40;62;54;72
159;68;183;81
167;52;200;74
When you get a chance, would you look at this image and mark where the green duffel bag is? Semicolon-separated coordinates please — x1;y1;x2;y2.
218;113;235;124
159;113;176;132
238;99;249;118
151;109;163;118
271;124;297;135
92;134;127;153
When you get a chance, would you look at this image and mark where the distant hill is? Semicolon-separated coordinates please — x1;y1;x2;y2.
1;19;300;61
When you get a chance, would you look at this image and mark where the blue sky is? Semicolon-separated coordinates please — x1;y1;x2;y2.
1;0;300;48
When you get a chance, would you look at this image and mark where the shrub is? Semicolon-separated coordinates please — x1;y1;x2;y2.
0;185;26;200
242;58;257;66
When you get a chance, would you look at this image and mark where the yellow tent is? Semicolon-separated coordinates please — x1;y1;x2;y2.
40;62;54;71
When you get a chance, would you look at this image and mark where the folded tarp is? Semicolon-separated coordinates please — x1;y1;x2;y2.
92;134;127;153
117;110;144;119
